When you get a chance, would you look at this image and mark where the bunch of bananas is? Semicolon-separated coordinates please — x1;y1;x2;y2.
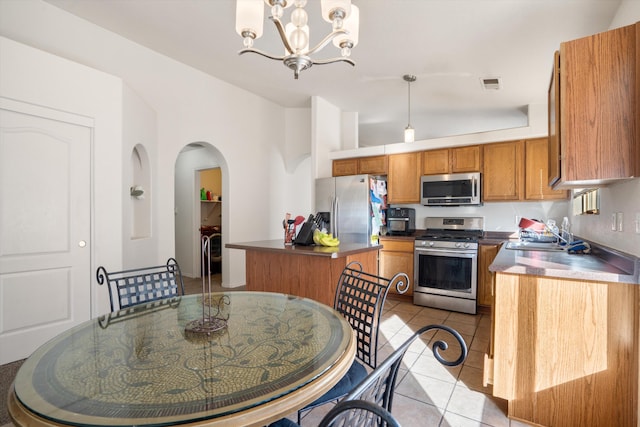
313;229;340;247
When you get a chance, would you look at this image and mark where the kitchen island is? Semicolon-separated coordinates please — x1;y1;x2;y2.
486;243;639;427
226;240;380;306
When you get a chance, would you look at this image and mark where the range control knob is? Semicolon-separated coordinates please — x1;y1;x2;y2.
455;242;462;248
463;242;470;249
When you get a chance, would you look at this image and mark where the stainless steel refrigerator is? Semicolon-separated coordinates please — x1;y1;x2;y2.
315;175;387;245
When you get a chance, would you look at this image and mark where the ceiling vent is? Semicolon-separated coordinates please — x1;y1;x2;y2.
481;77;501;90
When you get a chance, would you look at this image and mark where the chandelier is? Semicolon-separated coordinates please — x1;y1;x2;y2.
235;0;359;79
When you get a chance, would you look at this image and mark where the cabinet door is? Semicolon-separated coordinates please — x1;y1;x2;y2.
421;149;450;175
477;244;499;308
332;159;358;177
388;153;421;204
524;138;567;200
559;23;638;186
452;146;481;172
379;239;414;296
548;50;561;186
358;155;388;175
482;140;524;201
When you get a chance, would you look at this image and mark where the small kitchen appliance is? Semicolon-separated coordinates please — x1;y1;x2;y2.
420;172;481;206
386;207;416;235
414;217;484;314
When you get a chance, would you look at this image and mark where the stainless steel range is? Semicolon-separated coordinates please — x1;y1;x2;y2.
414;217;484;314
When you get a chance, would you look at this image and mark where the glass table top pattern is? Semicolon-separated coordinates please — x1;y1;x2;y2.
13;292;352;426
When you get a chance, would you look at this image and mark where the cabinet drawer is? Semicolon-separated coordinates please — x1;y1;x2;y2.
380;239;414;252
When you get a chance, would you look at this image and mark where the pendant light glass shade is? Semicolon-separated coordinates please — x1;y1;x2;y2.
403;74;416;143
404;126;415;143
332;4;359;53
236;0;264;47
321;0;351;29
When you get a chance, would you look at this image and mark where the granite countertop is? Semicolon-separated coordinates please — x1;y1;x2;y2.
490;241;640;284
226;239;381;259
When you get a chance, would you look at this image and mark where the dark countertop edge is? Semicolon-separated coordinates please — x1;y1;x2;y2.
379;230;518;242
226;240;381;259
489;237;640;285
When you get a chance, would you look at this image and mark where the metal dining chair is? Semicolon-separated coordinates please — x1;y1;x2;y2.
271;323;467;426
318;399;401;427
96;257;185;312
266;261;406;425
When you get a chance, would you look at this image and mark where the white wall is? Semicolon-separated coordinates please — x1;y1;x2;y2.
122;84;158;268
0;36;123;315
313;96;343;179
0;0;316;288
571;179;640;257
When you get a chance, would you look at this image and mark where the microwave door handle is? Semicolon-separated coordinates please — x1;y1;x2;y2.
472;176;477;199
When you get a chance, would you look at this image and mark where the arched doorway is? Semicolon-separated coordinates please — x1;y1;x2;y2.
174;142;227;284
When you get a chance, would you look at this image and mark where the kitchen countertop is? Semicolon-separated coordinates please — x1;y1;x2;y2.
490;241;640;284
379;230;517;243
226;240;381;258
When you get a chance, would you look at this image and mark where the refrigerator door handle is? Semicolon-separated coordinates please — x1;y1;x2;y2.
334;196;339;238
330;196;335;237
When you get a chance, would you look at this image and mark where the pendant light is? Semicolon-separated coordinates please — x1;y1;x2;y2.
403;74;416;143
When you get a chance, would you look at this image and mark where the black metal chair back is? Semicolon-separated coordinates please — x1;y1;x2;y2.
318;399;401;427
290;262;410;424
96;257;185;312
345;323;468;414
334;261;410;370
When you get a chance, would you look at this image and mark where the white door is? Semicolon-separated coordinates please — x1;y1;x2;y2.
0;103;91;364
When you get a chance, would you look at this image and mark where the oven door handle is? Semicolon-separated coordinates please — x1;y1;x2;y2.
415;249;477;257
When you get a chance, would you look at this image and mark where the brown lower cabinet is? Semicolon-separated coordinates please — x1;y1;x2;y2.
477;243;500;308
486;272;638;426
378;238;414;296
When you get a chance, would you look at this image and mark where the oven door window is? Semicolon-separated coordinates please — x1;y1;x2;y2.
415;252;475;293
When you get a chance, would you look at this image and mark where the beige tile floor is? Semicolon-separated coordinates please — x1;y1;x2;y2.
2;287;528;427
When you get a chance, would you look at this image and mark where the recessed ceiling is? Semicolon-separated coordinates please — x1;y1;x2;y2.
44;0;622;147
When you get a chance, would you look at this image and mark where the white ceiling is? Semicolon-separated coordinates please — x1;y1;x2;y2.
44;0;622;147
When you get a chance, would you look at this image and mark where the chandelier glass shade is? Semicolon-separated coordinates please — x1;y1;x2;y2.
235;0;359;79
403;74;416;143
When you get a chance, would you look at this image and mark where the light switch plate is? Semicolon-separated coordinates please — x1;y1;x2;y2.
611;213;617;231
636;212;640;234
617;212;624;232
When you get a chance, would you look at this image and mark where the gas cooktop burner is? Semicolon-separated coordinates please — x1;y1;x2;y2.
417;231;483;242
418;217;485;242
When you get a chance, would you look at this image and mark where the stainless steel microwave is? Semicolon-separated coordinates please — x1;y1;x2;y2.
421;172;481;206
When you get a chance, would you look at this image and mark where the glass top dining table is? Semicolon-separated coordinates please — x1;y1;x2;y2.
8;292;356;427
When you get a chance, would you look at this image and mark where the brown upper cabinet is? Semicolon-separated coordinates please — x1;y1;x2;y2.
482;140;524;201
550;23;640;188
483;138;567;202
524;138;567;200
422;146;481;175
332;158;358;176
332;155;388;177
387;152;421;204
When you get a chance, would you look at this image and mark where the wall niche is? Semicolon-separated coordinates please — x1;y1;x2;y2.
131;144;151;239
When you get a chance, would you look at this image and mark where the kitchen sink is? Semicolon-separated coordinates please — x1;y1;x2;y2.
505;241;565;251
